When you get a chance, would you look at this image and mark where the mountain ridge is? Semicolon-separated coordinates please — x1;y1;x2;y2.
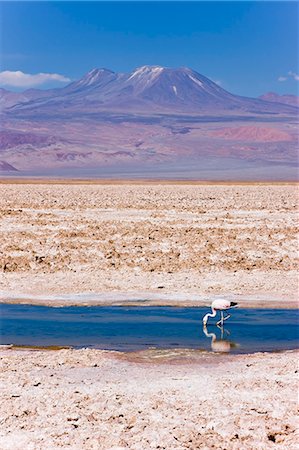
259;92;299;107
2;65;298;116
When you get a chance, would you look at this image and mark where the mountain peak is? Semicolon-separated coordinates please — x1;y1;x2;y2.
75;68;115;88
128;65;165;80
134;65;165;72
87;68;115;76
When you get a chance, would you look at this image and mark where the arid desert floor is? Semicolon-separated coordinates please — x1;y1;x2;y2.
0;347;298;449
0;182;298;307
0;182;298;449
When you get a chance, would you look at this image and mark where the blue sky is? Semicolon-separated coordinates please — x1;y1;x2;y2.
1;1;298;96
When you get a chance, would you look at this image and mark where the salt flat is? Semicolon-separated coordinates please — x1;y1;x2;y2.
1;182;298;449
0;348;297;449
0;182;298;307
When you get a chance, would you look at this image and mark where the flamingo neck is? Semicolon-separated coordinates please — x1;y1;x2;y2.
203;308;217;325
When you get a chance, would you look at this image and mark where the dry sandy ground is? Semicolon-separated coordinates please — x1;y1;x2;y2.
0;182;298;307
0;347;298;449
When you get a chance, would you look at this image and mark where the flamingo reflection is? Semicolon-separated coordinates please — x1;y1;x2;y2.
203;324;238;353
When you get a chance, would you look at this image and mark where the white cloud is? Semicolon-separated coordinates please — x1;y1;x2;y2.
288;71;299;81
278;71;299;83
0;70;71;88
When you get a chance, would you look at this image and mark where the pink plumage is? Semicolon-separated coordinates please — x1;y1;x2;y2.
203;299;238;326
211;299;231;311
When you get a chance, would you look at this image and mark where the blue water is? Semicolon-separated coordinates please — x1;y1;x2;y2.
0;305;298;354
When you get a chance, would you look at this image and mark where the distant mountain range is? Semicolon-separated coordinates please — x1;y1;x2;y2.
0;66;298;179
1;66;298;115
258;92;299;107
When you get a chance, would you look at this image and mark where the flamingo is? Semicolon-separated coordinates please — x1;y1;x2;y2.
202;299;238;326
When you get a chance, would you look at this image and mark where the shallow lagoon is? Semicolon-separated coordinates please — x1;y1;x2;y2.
1;304;298;354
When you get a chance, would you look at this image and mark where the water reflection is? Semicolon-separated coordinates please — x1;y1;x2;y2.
203;324;238;353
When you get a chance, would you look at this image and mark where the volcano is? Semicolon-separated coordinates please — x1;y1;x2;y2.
0;66;298;179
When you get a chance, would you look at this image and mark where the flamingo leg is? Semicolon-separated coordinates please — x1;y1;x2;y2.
217;311;231;326
216;311;224;327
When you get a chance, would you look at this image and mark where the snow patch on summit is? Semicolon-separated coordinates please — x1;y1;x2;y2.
128;66;164;82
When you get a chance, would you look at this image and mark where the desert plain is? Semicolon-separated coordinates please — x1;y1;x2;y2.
0;181;298;449
0;181;298;306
